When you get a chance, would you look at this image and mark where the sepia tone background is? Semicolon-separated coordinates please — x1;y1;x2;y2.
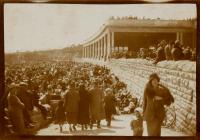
0;0;199;140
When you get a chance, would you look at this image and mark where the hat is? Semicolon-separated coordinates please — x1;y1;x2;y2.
6;77;12;84
134;107;143;114
47;85;52;89
175;40;180;46
9;83;19;90
19;82;28;86
149;73;160;82
105;88;112;93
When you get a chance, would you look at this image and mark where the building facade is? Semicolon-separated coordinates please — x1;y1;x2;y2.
82;17;196;61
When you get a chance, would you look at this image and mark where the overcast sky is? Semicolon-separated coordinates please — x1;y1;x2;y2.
4;4;196;53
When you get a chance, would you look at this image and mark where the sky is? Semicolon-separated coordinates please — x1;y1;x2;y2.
4;4;196;53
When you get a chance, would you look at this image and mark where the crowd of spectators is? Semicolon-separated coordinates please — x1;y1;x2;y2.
137;40;196;63
1;60;138;135
110;40;196;63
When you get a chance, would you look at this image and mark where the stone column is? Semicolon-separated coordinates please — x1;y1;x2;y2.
193;31;196;48
101;38;104;59
96;42;98;59
111;32;115;54
176;32;183;44
95;42;98;59
83;47;85;58
107;32;111;60
104;35;107;60
92;43;94;58
90;45;92;58
85;46;88;58
99;40;102;59
87;46;89;58
85;46;87;58
98;41;100;59
91;44;93;58
88;45;90;58
93;43;95;59
94;42;96;59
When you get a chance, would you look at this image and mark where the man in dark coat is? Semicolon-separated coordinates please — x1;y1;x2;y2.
78;84;90;130
143;73;174;136
104;88;116;127
0;78;12;136
89;80;105;129
17;82;34;128
7;83;26;134
64;82;80;132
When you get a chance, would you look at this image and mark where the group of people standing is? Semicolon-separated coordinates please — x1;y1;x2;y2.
3;61;121;134
55;80;116;132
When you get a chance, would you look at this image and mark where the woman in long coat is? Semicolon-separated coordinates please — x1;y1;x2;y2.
78;84;90;130
143;73;174;136
64;82;80;132
7;83;26;134
89;80;105;129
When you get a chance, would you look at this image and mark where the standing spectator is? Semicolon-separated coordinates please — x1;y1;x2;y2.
17;82;34;128
32;90;48;120
143;73;174;136
89;80;105;129
78;84;90;130
104;88;116;127
55;100;66;132
164;41;174;60
0;78;12;136
7;83;26;134
64;82;80;132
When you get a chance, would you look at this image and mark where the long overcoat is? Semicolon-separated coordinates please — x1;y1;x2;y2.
143;83;174;136
64;88;80;123
89;87;105;121
78;88;90;124
104;94;116;116
7;93;26;134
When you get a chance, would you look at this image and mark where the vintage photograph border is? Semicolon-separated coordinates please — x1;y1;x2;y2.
0;0;199;140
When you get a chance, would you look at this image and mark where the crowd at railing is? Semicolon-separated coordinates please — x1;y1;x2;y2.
110;40;196;63
1;61;139;135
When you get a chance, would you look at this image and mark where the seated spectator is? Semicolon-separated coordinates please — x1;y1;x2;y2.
147;46;157;60
138;48;148;59
183;46;192;60
122;101;135;114
154;40;167;64
171;40;184;61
